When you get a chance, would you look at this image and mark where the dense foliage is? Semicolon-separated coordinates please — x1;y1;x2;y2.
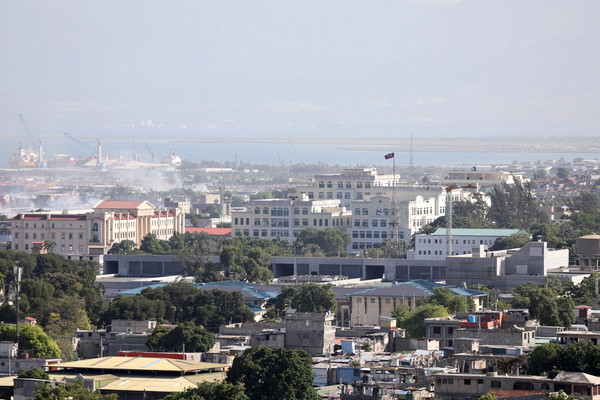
511;274;599;328
227;346;319;400
34;379;117;400
163;381;249;400
526;341;600;376
266;283;337;318
146;322;215;352
103;282;254;329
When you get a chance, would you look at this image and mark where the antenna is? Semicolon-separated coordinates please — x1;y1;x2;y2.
445;185;457;257
387;151;401;258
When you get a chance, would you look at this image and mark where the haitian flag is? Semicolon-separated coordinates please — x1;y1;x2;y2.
384;152;394;160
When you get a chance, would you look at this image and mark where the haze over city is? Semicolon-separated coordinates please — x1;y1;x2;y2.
2;0;600;144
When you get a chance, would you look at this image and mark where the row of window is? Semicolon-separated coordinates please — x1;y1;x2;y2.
14;243;82;253
15;222;84;229
417;238;496;245
354;219;388;228
351;230;389;239
318;181;373;189
16;232;84;240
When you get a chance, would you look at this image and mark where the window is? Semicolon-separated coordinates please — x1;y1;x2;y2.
432;326;441;334
302;333;309;339
14;232;18;239
464;379;471;385
491;381;501;388
370;298;375;303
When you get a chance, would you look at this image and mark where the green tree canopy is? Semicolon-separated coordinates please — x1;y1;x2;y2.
107;240;139;255
34;379;117;400
266;283;337;318
0;324;61;358
489;181;548;229
295;228;351;257
163;381;248;400
227;346;319;400
146;322;215;352
489;232;531;251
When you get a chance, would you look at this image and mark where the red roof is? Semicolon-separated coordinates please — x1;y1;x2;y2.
112;213;136;220
152;210;175;218
490;389;549;398
95;200;147;209
185;227;232;236
575;305;593;309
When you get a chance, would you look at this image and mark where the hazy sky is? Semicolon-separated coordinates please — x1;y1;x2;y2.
1;0;599;140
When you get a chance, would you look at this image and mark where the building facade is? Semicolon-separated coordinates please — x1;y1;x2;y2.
231;194;351;242
11;200;186;259
410;228;527;260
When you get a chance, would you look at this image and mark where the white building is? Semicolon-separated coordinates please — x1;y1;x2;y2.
11;200;186;260
409;228;528;260
297;168;399;209
442;167;528;192
347;188;490;253
231;194;351;242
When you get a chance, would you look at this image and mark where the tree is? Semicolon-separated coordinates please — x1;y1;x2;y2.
140;234;167;254
107;240;138;254
391;304;412;327
489;181;548;229
34;379;117;400
146;322;215;352
556;167;571;179
227;346;319;400
295;229;351;257
526;342;563;375
18;368;49;380
477;394;497;400
163;381;248;400
266;283;337;318
402;304;449;338
427;287;467;314
489;232;531;251
0;324;61;358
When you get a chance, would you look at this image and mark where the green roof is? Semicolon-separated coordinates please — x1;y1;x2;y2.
431;228;527;237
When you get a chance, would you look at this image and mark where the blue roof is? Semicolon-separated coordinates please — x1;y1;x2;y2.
116;283;168;296
116;281;279;300
346;280;486;298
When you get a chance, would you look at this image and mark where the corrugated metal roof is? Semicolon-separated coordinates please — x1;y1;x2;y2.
54;357;225;373
101;373;223;393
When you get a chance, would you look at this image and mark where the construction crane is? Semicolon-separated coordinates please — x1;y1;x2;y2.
64;132;94;152
145;142;155;163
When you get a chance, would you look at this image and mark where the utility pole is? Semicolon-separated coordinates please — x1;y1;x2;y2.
14;264;22;356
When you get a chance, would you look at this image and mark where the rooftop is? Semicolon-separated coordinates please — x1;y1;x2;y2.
431;228;527;237
94;200;150;209
54;356;225;374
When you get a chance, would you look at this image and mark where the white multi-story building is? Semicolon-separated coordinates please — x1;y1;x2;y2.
298;168;399;209
11;200;186;260
231;194;351;242
409;228;528;260
347;188;490;252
